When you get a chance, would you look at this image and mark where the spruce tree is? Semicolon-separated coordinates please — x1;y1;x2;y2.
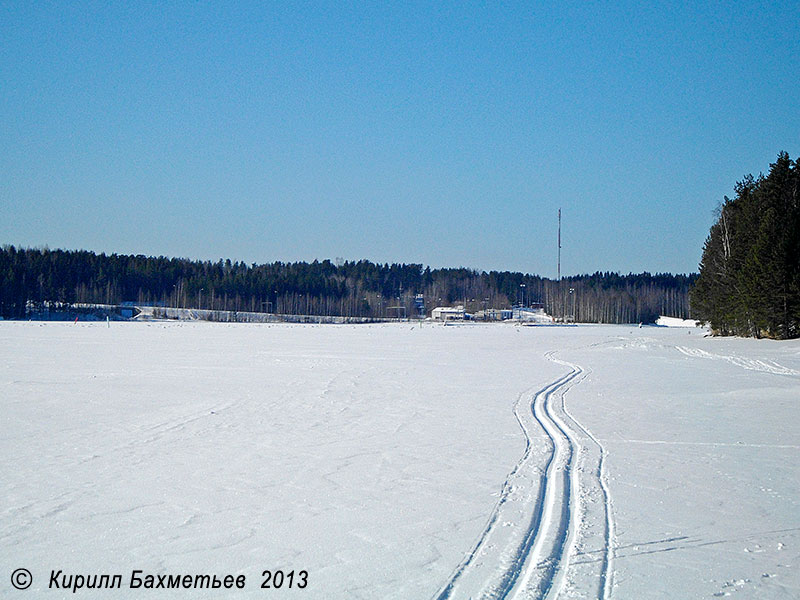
692;152;800;339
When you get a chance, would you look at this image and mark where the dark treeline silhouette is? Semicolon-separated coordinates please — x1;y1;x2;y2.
1;246;695;323
691;152;799;339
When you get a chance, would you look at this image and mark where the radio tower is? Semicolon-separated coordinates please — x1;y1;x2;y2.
557;208;561;281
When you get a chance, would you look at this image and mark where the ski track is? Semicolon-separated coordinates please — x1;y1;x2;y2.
675;346;800;376
556;362;615;600
434;352;614;600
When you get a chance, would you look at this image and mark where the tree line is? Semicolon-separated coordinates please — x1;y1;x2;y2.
691;152;799;339
0;246;695;323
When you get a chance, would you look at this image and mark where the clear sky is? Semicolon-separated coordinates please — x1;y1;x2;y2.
2;2;798;277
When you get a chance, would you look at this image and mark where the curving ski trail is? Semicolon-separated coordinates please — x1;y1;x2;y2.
434;352;615;600
554;358;615;600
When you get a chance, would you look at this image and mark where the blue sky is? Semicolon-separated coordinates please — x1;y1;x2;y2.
2;2;798;277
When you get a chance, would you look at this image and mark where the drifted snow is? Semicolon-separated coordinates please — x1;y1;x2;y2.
1;321;798;598
656;315;701;327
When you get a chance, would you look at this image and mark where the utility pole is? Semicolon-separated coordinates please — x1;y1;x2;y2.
558;208;561;281
569;287;575;322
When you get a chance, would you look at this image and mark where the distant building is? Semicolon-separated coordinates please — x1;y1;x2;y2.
474;308;513;321
431;305;465;321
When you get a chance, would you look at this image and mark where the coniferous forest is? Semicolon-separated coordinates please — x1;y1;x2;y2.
691;152;800;339
0;245;694;324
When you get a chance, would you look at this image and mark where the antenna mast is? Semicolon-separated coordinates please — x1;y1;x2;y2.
557;208;561;280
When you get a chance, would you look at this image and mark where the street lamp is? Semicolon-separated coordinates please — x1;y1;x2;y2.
569;288;575;323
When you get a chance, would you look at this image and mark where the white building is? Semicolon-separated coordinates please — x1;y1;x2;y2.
431;305;465;321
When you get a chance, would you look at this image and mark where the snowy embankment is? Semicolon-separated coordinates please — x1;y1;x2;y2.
1;322;798;598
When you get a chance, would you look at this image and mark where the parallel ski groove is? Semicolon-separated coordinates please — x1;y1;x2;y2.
507;356;580;599
434;372;574;600
557;362;615;600
494;371;578;599
435;349;620;600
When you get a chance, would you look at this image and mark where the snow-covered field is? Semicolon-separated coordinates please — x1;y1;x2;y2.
2;321;798;598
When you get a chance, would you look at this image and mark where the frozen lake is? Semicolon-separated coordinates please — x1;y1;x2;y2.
2;321;799;598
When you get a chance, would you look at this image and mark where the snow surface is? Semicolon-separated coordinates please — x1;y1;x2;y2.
1;321;798;598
